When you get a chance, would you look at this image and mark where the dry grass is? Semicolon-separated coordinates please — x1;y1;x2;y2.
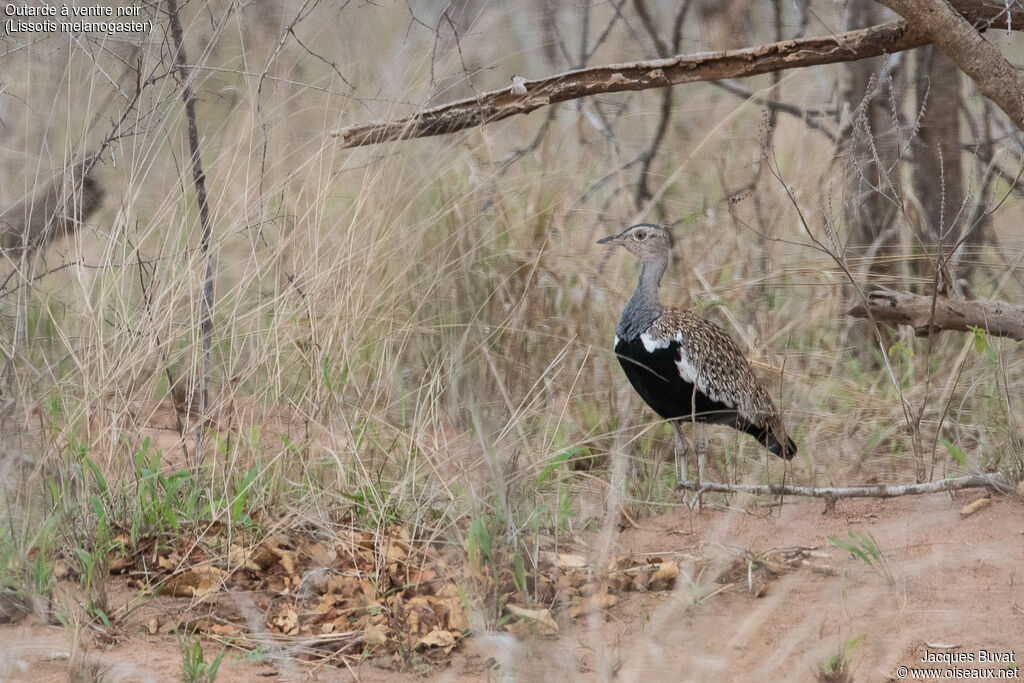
0;0;1022;677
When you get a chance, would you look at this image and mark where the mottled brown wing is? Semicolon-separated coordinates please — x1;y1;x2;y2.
653;308;789;446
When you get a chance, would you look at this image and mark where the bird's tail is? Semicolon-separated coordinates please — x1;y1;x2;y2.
744;423;797;459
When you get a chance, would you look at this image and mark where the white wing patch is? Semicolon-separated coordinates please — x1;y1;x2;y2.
640;331;671;352
674;338;736;408
613;335;620;347
674;346;698;384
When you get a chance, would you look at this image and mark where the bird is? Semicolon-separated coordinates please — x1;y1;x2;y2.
597;223;796;484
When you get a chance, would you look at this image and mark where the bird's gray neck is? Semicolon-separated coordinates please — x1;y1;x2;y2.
617;255;667;340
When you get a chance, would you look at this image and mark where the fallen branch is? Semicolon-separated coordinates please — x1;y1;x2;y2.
331;1;1021;148
676;472;1011;498
847;287;1024;341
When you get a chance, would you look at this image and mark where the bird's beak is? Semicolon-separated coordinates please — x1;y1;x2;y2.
597;234;618;244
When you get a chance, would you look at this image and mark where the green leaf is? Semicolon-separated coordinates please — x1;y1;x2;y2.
887;341;913;360
513;552;527;594
537;449;575;485
827;534;873;569
231;466;260;524
91;607;110;627
74;547;92;568
969;325;987;355
468;517;491;564
83;456;107;494
968;326;998;362
940;438;968;467
322;357;333;392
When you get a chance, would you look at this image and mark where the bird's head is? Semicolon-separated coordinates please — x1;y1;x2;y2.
597;223;674;260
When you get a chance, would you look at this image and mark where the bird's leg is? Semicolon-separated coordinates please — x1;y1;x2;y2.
671;421;691;485
696;422;707;486
691;423;708;510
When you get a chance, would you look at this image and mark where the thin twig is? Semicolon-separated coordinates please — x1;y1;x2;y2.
711;80;838;142
632;0;691;205
166;0;215;468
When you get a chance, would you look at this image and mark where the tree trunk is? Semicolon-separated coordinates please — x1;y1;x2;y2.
914;47;963;242
842;0;902;267
912;46;966;290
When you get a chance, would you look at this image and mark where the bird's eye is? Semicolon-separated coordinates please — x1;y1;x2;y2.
634;231;646;241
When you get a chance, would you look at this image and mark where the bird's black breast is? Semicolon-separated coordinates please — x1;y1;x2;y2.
614;335;736;424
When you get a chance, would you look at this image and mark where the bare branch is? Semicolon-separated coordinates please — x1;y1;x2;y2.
677;472;1012;499
847;287;1024;341
874;0;1024;130
331;1;1021;148
632;0;669;58
713;80;838;142
633;0;691;205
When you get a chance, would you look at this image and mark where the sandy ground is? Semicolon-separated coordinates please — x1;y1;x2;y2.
2;490;1021;682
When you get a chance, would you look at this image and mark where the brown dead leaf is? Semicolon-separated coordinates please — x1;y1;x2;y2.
415;629;456;652
209;623;240;636
276;549;297;576
356;532;375;552
649;561;679;591
505;604;558;637
386;561;406;585
268;605;299;635
557;553;587;569
228;544;262;571
157;554;179;571
436;584;468;633
264;575;287;593
364;622;389;650
54;560;71;580
404;595;436;636
632;567;650;590
108;554;133;573
960;497;991;518
315;593;338;615
249;544;277;570
263;533;292;550
570;587;617;617
608;571;634;593
608;555;635;571
411;567;437;585
554;576;578;604
504;620;533;639
325;575;359;597
196;565;229;580
195;579;216;598
590;590;617;610
162;572;201;598
305;542;335;567
382;527;410;565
